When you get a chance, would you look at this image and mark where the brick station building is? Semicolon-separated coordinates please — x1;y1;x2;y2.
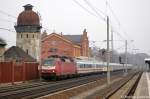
41;29;90;60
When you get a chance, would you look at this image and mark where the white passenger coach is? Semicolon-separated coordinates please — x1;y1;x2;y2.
75;57;133;74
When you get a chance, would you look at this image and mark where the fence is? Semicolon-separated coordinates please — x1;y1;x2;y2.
0;61;39;84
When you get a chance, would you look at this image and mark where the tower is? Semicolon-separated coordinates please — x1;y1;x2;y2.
14;4;42;61
81;29;89;57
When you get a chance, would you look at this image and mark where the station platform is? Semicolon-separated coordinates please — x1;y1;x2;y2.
134;72;150;98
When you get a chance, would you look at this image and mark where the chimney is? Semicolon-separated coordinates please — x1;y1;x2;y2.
83;28;87;36
23;4;33;11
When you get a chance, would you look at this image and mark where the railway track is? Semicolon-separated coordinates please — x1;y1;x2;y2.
0;71;124;99
105;72;142;99
0;81;53;93
86;71;142;99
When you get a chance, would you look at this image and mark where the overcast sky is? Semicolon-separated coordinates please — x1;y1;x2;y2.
0;0;150;54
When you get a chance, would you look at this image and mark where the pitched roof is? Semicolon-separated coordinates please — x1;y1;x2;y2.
0;38;6;46
4;46;36;62
63;35;82;44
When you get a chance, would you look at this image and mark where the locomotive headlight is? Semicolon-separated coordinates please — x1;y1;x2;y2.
52;70;55;72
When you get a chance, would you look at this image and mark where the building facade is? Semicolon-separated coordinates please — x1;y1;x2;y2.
41;29;90;60
14;4;42;61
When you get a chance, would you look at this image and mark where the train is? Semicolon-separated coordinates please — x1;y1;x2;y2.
40;55;133;79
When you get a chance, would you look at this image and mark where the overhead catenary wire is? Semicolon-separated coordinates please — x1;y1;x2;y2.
0;10;16;19
107;3;133;41
78;0;126;51
83;0;106;21
111;25;126;40
0;18;15;23
72;0;134;54
0;9;52;34
106;2;126;41
0;27;15;33
72;0;104;20
89;40;106;50
107;3;120;27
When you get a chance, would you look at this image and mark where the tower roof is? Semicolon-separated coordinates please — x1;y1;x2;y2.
17;4;40;26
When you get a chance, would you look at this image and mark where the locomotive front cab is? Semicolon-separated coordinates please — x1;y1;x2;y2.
41;58;56;78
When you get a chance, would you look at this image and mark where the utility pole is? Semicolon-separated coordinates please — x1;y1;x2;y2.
125;40;127;74
111;29;114;63
107;16;110;84
106;0;110;85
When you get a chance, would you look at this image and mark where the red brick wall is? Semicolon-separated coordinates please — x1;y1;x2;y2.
41;32;90;60
41;35;74;59
41;33;81;60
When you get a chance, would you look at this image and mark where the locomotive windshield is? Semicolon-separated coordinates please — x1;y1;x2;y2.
42;59;55;66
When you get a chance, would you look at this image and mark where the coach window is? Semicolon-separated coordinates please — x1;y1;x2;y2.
80;64;84;68
86;64;89;68
21;34;22;38
89;64;91;68
80;64;82;68
96;64;100;68
26;34;28;38
83;64;85;68
86;64;88;68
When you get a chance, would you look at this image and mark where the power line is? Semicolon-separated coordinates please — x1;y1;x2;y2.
107;3;133;41
89;40;106;48
111;25;126;40
0;10;16;19
0;27;15;32
83;0;106;21
72;0;100;19
115;44;125;50
0;18;15;23
106;2;126;41
108;3;120;27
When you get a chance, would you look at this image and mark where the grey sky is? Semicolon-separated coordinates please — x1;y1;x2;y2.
0;0;150;54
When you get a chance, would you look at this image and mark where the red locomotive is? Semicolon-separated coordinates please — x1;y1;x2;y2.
40;55;77;79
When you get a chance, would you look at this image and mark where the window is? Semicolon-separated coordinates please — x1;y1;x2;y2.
49;48;58;52
26;34;28;38
33;34;34;38
21;34;22;38
79;64;84;68
42;59;55;66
